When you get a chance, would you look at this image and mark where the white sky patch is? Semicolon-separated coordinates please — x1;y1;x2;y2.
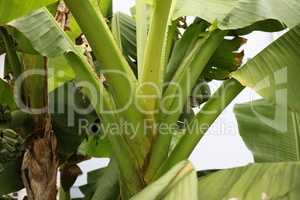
0;54;4;78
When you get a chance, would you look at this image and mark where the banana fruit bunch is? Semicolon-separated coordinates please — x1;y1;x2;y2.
0;129;24;172
0;105;12;123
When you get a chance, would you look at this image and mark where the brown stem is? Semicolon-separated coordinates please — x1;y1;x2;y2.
20;55;58;200
20;4;74;198
21;129;58;200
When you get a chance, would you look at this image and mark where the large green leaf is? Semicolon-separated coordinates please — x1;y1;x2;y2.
131;161;198;200
6;16;76;92
8;9;73;57
0;0;58;25
6;27;38;54
235;99;300;162
232;24;300;113
79;159;119;200
198;162;300;200
173;0;300;30
232;19;300;163
7;9;114;121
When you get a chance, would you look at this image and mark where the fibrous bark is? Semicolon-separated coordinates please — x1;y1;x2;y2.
21;116;58;200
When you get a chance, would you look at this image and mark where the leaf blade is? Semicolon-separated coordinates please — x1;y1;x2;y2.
232;24;300;112
198;162;300;200
131;161;198;200
0;0;58;25
173;0;300;30
234;99;300;162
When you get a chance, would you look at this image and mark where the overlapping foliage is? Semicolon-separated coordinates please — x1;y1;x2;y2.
0;0;300;199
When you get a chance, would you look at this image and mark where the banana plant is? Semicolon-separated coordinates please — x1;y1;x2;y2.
0;0;300;199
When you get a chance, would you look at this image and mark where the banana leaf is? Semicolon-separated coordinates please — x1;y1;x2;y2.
173;0;300;30
198;162;300;199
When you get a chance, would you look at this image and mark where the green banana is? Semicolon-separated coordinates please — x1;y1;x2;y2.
0;129;24;163
1;129;20;139
1;141;15;153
